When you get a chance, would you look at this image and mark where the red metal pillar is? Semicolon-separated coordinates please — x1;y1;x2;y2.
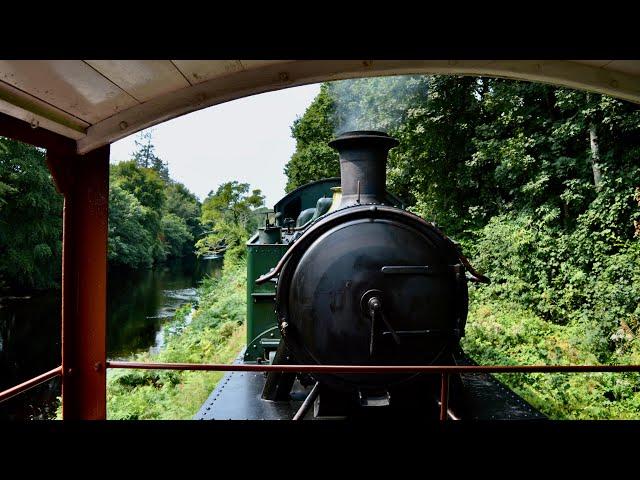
47;145;110;420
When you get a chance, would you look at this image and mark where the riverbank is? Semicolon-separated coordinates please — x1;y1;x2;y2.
104;258;247;420
1;255;222;420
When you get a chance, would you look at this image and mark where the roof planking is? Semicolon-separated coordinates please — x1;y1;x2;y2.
0;60;638;154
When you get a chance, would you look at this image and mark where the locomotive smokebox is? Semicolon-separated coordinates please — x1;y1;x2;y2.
329;130;399;207
261;128;471;401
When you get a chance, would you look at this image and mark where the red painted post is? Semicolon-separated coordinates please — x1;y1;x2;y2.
47;145;110;420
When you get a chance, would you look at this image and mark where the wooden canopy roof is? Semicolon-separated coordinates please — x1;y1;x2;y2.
0;60;638;154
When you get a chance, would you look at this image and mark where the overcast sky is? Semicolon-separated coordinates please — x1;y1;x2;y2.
110;83;321;207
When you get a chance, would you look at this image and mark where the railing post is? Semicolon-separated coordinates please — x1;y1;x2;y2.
439;372;449;421
47;145;110;420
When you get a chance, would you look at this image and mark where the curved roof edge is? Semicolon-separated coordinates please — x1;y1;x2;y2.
0;60;638;154
76;60;640;153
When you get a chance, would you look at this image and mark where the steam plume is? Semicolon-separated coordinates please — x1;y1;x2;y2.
327;75;428;135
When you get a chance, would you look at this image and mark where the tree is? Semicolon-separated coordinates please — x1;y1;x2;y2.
132;129;169;181
109;157;202;266
391;75;483;232
0;133;202;285
165;181;202;240
197;181;265;259
283;84;340;192
108;184;155;268
0;137;62;289
160;213;194;258
110;160;167;264
201;181;264;230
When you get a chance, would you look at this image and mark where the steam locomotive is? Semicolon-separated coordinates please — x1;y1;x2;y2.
195;131;543;420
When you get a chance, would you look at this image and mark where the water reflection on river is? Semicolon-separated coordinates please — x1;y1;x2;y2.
0;255;221;420
106;256;221;359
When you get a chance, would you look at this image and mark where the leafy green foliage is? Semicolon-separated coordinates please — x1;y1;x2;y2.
0;137;62;290
108;183;156;268
160;213;193;258
106;258;247;419
286;76;640;418
108;137;203;268
196;181;264;260
165;181;202;240
109;160;168;265
132;129;169;181
1;130;203;287
284;84;340;192
462;299;640;419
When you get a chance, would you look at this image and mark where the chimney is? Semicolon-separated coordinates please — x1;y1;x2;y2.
328;130;399;207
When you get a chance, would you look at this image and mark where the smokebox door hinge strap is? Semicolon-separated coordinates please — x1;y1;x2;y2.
453;246;491;284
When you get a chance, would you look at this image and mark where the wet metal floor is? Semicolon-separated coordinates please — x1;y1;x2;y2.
194;349;545;421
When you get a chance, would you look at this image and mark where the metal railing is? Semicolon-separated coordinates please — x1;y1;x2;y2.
3;361;640;420
0;366;62;404
107;361;640;421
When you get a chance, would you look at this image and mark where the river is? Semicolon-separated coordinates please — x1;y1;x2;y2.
0;255;222;420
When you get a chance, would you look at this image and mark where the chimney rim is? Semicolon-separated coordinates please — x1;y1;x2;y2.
328;130;399;150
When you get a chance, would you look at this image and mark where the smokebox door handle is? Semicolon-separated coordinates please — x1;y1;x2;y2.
381;265;440;275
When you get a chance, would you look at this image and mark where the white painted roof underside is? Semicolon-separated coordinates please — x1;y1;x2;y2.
0;60;638;154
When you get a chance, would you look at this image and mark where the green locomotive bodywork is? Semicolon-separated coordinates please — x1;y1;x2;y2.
244;240;289;362
244;178;340;362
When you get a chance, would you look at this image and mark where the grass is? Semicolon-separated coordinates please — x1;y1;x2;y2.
462;296;640;419
104;258;248;420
